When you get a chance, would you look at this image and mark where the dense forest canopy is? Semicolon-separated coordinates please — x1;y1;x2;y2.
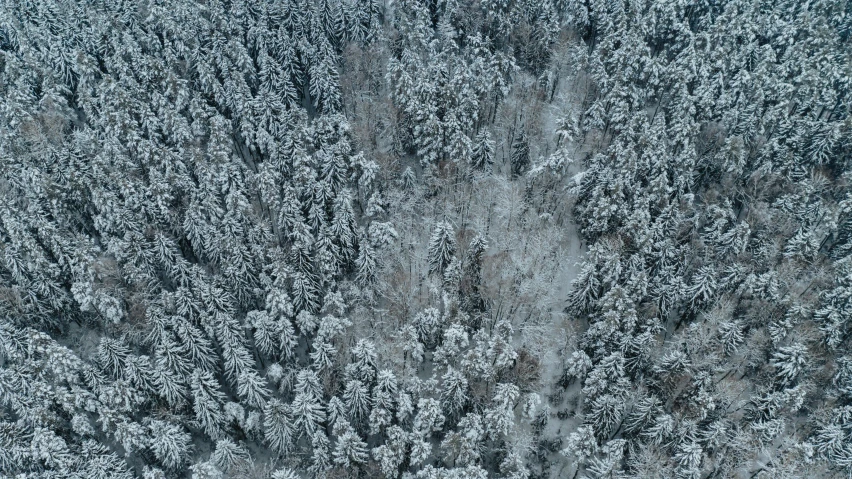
0;0;851;478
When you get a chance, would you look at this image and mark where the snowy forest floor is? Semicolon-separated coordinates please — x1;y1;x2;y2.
339;38;590;476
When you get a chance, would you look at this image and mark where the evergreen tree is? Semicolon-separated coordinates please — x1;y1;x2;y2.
428;221;457;276
510;129;530;178
191;371;227;440
332;426;369;467
263;399;294;454
471;131;495;172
